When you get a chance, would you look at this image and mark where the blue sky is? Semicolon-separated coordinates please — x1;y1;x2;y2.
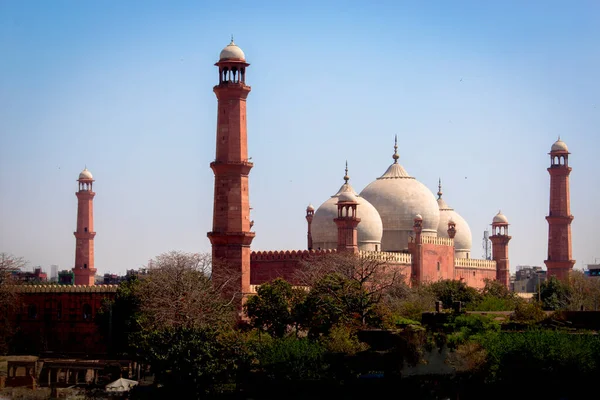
1;0;599;275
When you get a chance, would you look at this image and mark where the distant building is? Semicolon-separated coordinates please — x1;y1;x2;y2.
585;264;600;277
50;265;59;282
58;270;74;285
512;265;546;293
12;267;47;283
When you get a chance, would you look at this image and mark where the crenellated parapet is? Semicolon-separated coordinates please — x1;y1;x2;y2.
454;258;497;270
15;284;119;293
419;236;454;246
359;250;412;264
251;249;337;261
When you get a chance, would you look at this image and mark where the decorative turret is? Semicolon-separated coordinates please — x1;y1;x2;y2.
490;211;511;288
306;203;315;250
447;219;456;239
334;191;361;253
545;137;575;280
73;167;97;286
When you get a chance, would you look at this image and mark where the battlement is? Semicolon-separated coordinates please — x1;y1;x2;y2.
455;258;497;270
420;236;454;246
359;250;412;264
14;285;119;293
251;249;337;261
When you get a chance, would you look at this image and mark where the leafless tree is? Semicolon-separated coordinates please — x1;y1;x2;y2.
0;252;26;354
135;251;239;331
566;270;600;311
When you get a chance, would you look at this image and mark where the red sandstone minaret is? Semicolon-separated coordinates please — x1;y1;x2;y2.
490;211;511;288
544;138;575;280
410;214;424;285
73;168;96;286
334;192;361;253
306;204;315;250
207;39;255;297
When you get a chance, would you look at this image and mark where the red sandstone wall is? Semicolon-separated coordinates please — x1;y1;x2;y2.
250;250;336;285
419;243;455;283
10;290;115;354
454;267;496;289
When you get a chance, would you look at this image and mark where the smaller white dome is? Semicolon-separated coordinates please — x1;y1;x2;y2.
338;192;357;203
79;168;93;180
448;218;455;225
307;204;315;211
219;39;245;61
551;138;568;152
493;211;508;224
414;214;423;220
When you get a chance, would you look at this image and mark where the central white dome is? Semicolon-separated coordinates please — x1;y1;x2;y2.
360;142;440;251
312;174;383;252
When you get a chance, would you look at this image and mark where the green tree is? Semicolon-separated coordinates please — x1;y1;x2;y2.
244;278;305;338
538;276;571;310
428;279;482;309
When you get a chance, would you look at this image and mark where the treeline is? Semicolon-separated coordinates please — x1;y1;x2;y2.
97;251;600;399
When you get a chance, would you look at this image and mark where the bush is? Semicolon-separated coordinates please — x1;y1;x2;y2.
254;336;328;380
429;279;482;309
510;302;547;324
446;314;500;348
319;324;369;355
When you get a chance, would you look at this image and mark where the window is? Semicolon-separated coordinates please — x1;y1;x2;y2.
28;304;37;319
82;304;92;321
84;264;87;269
84;227;88;232
437;262;440;272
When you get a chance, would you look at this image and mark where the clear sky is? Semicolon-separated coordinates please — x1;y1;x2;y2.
1;0;599;276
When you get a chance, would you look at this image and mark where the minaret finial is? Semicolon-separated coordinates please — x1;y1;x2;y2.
437;178;443;200
392;135;399;163
343;160;350;183
230;34;235;45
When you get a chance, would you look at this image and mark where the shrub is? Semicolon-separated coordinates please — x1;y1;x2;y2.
254;336;328;380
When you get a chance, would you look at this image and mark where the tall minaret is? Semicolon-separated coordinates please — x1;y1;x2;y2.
490;211;511;288
544;138;575;280
207;39;255;298
73;168;96;286
334;191;361;254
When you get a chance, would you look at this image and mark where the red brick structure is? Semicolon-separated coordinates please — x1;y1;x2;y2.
490;211;511;288
544;138;575;280
207;39;255;297
334;191;361;254
73;168;96;286
11;285;117;354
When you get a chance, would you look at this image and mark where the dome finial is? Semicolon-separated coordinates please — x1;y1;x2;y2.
230;34;234;44
392;135;399;163
437;178;443;199
343;160;350;183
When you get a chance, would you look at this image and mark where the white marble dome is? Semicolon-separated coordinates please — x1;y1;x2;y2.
436;183;472;258
551;138;568;152
78;168;93;180
312;179;383;252
360;147;440;252
219;39;246;61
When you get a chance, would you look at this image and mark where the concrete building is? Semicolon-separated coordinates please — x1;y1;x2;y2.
512;266;547;293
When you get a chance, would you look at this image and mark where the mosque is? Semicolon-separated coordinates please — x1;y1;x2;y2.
8;40;576;353
207;39;575;296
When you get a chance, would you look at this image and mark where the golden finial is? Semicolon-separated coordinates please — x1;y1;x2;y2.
343;160;350;183
393;135;399;163
437;178;443;200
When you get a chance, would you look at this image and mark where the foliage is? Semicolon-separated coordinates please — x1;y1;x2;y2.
132;327;254;395
428;279;482;309
297;273;385;336
480;330;600;385
383;281;435;322
137;251;236;330
445;314;500;348
538;276;571;310
319;324;369;355
96;274;142;355
0;253;26;354
244;278;305;338
468;296;520;312
254;336;328;381
510;301;547;324
565;270;600;311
